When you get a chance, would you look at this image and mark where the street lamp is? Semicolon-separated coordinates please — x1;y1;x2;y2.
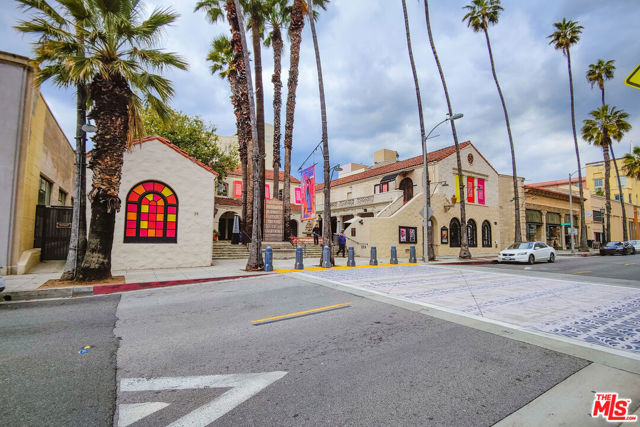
423;113;463;262
81;120;97;134
431;180;449;197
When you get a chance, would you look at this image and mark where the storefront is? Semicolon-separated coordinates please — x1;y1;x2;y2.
563;213;578;249
545;212;562;249
526;209;543;242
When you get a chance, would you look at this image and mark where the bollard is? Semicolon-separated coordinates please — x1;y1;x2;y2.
322;246;332;268
347;246;356;267
390;246;398;264
409;245;417;263
294;245;304;270
369;246;378;266
264;246;274;271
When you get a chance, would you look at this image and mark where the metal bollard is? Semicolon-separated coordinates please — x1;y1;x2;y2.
322;246;332;268
369;246;378;266
390;246;398;264
409;245;417;263
264;246;274;271
347;246;356;267
294;245;304;270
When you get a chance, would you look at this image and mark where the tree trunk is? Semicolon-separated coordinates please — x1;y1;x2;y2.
228;71;249;237
283;0;305;241
272;26;283;206
567;49;588;251
610;144;628;240
483;28;522;244
251;13;266;236
307;2;333;266
423;0;470;258
61;82;88;280
602;141;612;243
234;0;263;270
402;0;433;260
77;73;131;281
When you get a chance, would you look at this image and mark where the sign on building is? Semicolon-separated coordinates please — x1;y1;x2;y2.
301;165;316;221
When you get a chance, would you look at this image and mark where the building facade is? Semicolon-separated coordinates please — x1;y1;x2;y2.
586;158;640;206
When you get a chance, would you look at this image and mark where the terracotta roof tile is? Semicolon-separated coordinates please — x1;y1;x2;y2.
526;177;586;188
316;142;470;190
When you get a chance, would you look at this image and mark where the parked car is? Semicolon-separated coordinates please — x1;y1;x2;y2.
498;241;556;264
627;240;640;253
600;241;635;256
0;274;4;293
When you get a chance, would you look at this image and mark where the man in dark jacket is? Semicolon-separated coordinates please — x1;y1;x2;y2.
337;231;346;257
312;224;320;245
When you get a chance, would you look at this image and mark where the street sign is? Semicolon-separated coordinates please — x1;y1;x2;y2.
118;371;287;426
419;207;434;218
561;222;571;226
625;64;640;90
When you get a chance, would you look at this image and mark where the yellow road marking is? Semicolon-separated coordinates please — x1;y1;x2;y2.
251;302;352;325
572;270;592;274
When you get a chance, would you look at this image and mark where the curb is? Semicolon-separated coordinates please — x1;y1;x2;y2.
437;260;496;266
1;273;272;303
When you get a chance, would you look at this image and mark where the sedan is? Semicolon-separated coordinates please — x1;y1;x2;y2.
498;241;556;264
600;241;635;256
627;240;640;253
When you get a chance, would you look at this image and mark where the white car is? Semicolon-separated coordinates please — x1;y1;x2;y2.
628;240;640;253
498;241;556;264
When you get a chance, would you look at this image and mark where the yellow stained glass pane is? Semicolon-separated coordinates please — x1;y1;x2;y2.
148;229;155;237
134;184;145;194
127;212;137;220
167;214;176;222
161;187;173;197
146;194;154;201
140;221;148;229
141;205;149;213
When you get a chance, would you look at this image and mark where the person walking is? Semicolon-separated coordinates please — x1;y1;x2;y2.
312;224;320;245
337;231;346;257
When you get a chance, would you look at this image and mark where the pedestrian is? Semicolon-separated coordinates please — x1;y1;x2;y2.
337;231;346;257
312;224;320;245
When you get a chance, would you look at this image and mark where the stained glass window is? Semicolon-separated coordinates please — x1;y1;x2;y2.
124;181;178;243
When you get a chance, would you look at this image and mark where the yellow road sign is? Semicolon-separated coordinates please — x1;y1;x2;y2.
625;64;640;89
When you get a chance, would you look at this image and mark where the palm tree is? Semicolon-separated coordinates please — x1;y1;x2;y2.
548;18;588;251
20;0;187;280
586;59;628;240
423;0;471;258
582;106;632;242
264;0;290;204
623;146;640;179
15;0;90;280
196;0;254;239
401;0;433;260
282;0;306;241
463;0;522;244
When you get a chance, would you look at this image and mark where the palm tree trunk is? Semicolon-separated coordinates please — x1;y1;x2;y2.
77;73;131;281
483;28;522;243
234;0;263;270
402;0;432;260
272;26;283;204
566;49;588;251
61;82;88;280
307;3;333;266
251;13;266;236
283;0;305;241
602;142;612;242
228;71;249;237
423;0;470;258
610;144;628;240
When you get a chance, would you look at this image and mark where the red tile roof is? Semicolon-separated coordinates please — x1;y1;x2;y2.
228;167;300;184
316;142;471;190
526;177;586;188
216;197;300;212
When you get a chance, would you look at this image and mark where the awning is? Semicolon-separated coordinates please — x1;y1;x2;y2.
380;173;398;184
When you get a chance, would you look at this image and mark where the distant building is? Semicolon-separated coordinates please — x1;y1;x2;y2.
1;51;75;275
586;158;640;206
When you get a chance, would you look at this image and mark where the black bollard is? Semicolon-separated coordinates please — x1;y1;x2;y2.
409;245;417;263
322;246;332;268
369;246;378;266
264;246;273;271
294;246;304;270
347;246;356;267
390;246;398;264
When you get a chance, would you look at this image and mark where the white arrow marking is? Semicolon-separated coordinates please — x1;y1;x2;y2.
119;371;287;427
119;402;169;427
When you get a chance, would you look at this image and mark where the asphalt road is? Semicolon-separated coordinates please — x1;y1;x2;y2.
0;295;120;426
481;253;640;282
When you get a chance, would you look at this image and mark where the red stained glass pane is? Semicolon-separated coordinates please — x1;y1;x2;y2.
141;213;148;220
168;206;177;214
126;229;136;236
167;230;175;237
128;192;140;202
167;222;176;229
127;204;137;212
157;230;164;237
153;194;160;201
143;182;154;192
140;229;148;237
154;183;163;192
149;221;155;229
167;195;176;204
157;207;164;213
149;205;156;214
126;220;136;228
142;198;149;205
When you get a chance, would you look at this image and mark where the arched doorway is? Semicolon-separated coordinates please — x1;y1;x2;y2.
218;211;237;240
449;218;461;247
482;220;492;247
467;219;477;247
399;177;413;204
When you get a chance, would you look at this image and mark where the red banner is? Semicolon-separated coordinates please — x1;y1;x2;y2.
467;177;475;203
233;181;242;199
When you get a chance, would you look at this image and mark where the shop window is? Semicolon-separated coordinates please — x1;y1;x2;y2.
216;182;228;197
467;219;477;247
124;181;178;243
481;220;491;248
525;209;542;223
38;176;52;206
546;212;561;225
449;218;461;248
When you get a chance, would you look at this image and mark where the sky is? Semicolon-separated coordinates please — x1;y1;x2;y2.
2;0;639;184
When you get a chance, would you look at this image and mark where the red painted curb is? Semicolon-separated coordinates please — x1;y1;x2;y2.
92;273;273;295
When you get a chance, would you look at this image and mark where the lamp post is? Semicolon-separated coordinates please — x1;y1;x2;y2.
422;113;463;262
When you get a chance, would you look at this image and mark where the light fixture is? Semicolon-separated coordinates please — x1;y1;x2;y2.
82;120;97;133
448;113;464;120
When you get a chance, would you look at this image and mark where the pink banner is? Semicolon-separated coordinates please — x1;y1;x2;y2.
477;178;485;205
295;187;302;204
300;166;316;221
265;184;271;200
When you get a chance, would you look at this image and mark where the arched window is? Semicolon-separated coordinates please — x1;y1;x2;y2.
467;219;477;247
124;181;178;243
449;218;461;247
482;220;492;248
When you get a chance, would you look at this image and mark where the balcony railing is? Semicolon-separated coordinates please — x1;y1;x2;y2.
318;190;403;211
